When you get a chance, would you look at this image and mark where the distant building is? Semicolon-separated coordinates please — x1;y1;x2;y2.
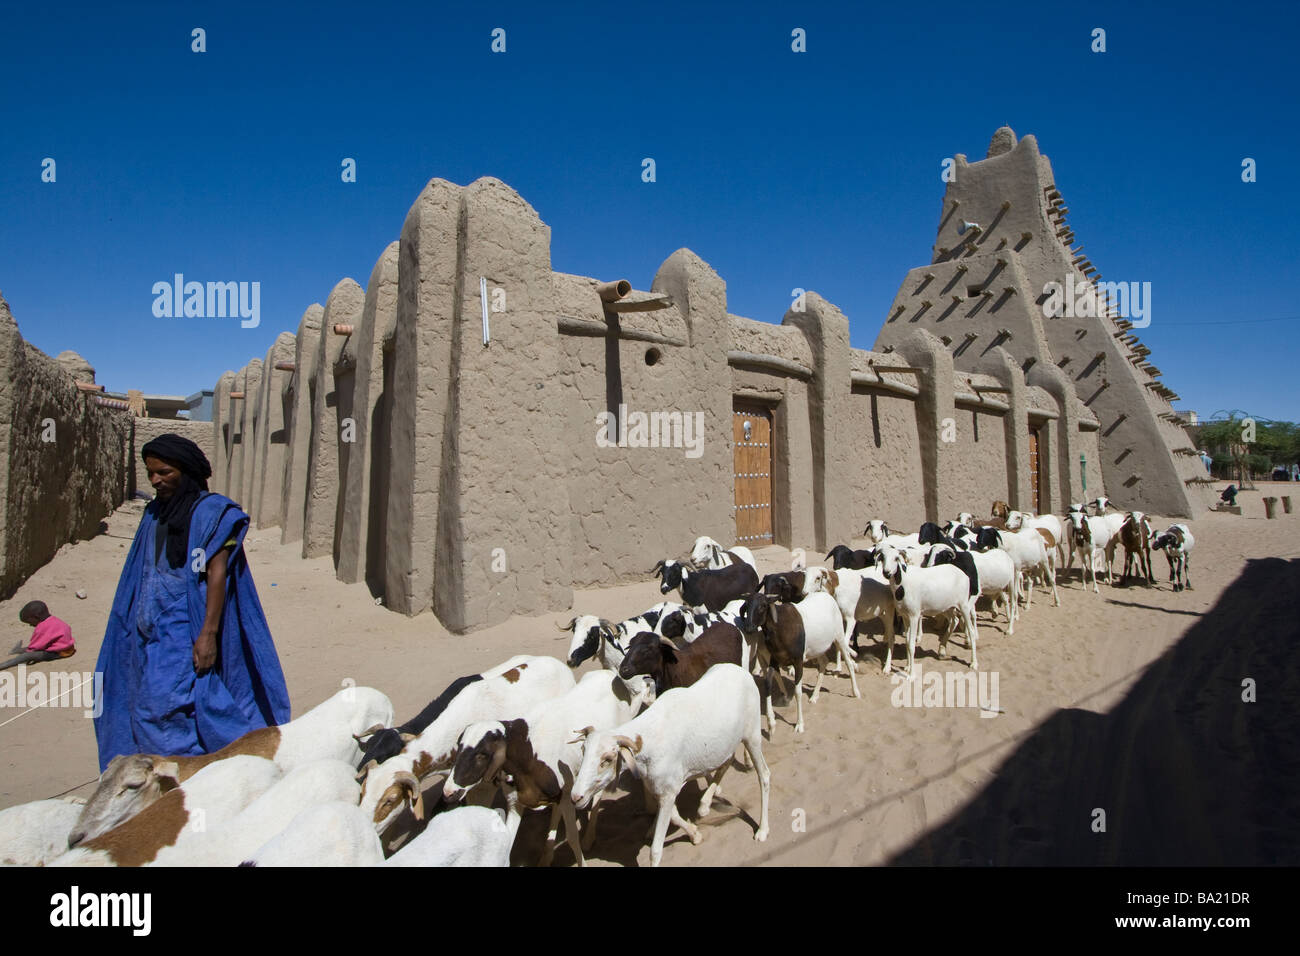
184;390;214;422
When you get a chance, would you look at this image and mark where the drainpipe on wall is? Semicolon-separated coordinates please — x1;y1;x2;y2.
1080;452;1087;498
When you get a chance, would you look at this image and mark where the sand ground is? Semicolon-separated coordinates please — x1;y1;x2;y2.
2;482;1297;866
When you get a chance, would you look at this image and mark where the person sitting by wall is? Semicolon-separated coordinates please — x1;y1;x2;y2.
1;601;76;671
1220;484;1238;507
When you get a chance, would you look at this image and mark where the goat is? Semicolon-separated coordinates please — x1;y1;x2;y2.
442;670;640;866
739;590;859;734
653;559;759;613
999;526;1061;608
619;624;746;697
918;521;950;546
355;672;506;771
382;805;512;867
690;536;760;578
52;756;280;866
825;545;877;570
887;553;981;675
929;547;1016;633
863;519;921;550
1117;511;1156;586
69;686;392;847
804;563;898;672
571;663;771;867
1072;514;1119;593
658;600;745;641
241;801;384;866
1152;524;1195;591
358;657;574;835
561;602;688;672
149;759;361;866
991;500;1011;519
0;798;86;866
1006;510;1068;570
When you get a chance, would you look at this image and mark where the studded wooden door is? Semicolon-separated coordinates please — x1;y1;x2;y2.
1029;426;1043;514
734;404;773;546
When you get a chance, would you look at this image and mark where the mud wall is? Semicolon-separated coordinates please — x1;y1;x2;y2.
0;295;131;599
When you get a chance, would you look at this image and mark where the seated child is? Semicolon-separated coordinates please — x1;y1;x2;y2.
2;601;76;670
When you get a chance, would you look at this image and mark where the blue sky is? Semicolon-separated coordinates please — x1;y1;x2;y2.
2;0;1297;421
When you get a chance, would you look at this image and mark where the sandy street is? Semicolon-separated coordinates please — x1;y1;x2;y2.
3;484;1296;866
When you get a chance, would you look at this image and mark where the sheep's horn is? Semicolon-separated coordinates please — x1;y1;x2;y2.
399;732;417;742
557;617;578;632
354;724;386;741
651;560;665;575
393;770;425;820
567;725;595;745
659;635;678;650
612;734;641;754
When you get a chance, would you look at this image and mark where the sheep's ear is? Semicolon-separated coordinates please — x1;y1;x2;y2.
151;759;182;790
764;599;780;628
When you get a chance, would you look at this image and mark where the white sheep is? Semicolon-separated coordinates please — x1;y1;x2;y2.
689;536;759;578
886;552;981;675
241;801;385;866
806;563;897;674
1005;510;1068;570
1152;523;1195;591
148;760;361;866
50;755;281;866
1072;514;1119;593
0;798;86;866
571;662;770;867
358;655;575;835
441;669;641;866
738;590;860;734
382;805;513;867
863;519;920;550
70;685;393;846
999;526;1061;607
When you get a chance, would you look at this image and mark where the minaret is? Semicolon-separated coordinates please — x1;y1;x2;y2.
875;128;1212;516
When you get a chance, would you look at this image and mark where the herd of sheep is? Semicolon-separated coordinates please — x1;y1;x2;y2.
0;497;1197;867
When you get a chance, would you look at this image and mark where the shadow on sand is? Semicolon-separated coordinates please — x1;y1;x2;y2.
886;557;1300;865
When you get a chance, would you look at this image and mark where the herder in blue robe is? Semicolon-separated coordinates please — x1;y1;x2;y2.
94;434;290;771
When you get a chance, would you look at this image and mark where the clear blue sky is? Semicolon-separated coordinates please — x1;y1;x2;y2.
2;0;1297;421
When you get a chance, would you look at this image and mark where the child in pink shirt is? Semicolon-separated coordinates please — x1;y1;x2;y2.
3;601;76;670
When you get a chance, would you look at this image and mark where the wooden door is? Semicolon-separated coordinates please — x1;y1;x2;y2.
733;404;773;546
1029;426;1043;514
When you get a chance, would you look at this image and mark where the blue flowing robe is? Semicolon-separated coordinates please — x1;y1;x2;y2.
94;493;291;771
